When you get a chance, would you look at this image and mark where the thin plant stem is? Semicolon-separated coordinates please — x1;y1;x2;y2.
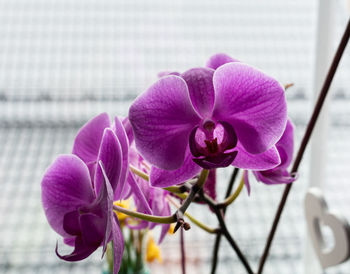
225;168;240;198
219;175;245;208
211;168;240;274
113;205;176;224
213;206;254;274
257;18;350;274
210;235;222;274
180;227;186;274
173;169;209;232
167;196;218;234
129;165;149;181
178;169;209;213
199;190;253;274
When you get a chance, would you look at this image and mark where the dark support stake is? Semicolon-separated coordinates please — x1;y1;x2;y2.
180;227;186;274
211;168;239;274
257;18;350;274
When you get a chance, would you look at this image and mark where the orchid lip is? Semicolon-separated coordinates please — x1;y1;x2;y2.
190;121;237;156
189;121;238;168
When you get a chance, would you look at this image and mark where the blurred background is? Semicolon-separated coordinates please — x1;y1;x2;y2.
0;0;349;273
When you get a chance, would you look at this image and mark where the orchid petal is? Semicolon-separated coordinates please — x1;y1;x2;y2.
213;63;287;154
254;170;296;185
193;151;237;169
112;215;124;274
72;113;111;163
276;119;294;169
129;75;201;170
113;117;130;200
80;213;105;247
63;237;75;247
128;173;153;214
150;146;202;187
158;71;181;77
206;53;238;70
94;129;122;196
97;161;117;256
55;237;98;262
122;117;134;144
63;211;80;236
232;143;280;170
41;155;95;237
181;68;215;118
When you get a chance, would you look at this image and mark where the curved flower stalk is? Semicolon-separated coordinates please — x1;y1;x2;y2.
41;156;124;273
129;58;287;187
244;119;297;194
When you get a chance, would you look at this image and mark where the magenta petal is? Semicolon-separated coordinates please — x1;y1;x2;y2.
129;75;201;170
94;129;122;196
193;151;237;169
128;173;153;214
112;215;124;274
63;211;80;236
181;68;215;118
206;53;238;70
41;155;95;237
150;146;202;187
254;170;296;185
72;113;111;163
97;161;117;256
232;143;280;170
122;117;134;144
56;237;98;262
80;213;105;247
212;63;287;154
158;71;181;77
113;117;129;200
63;237;75;247
276;119;294;169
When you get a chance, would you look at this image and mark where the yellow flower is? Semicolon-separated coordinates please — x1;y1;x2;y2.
168;223;175;234
146;235;162;263
113;199;130;222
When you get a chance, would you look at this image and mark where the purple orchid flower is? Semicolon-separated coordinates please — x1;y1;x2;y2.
244;119;296;194
206;53;239;70
41;155;124;273
72;112;129;200
129;60;287;187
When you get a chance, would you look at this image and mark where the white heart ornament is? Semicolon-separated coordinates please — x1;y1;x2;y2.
305;187;350;268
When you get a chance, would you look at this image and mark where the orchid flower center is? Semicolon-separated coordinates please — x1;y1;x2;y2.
189;120;237;158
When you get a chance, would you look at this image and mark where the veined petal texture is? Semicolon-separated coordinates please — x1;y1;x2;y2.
41;155;95;237
129;75;201;170
213;62;287;154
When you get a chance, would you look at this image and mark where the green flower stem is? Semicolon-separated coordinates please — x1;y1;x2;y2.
172;192;188;200
129;165;149;181
177;169;209;214
113;205;176;224
167;196;217;234
163;179;197;193
164;186;184;193
219;173;245;208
